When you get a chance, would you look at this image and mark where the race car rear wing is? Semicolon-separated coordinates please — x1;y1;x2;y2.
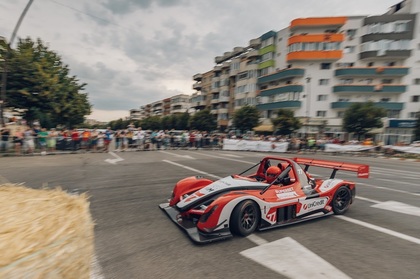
293;158;369;179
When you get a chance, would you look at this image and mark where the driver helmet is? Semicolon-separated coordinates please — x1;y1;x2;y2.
266;166;281;183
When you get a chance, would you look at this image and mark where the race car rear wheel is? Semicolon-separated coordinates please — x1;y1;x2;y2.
230;200;260;236
332;186;352;215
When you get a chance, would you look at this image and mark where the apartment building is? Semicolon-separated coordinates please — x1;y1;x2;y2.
136;0;419;143
202;0;419;143
170;94;190;114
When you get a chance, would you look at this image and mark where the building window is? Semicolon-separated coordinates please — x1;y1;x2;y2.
316;111;327;117
319;79;329;85
408;112;417;118
394;22;408;32
317;95;328;101
347;29;357;38
387;110;400;118
320;63;331;70
412;95;420;102
382;79;393;84
336;62;354;68
344;46;355;53
337;111;345;118
380;98;390;102
367;62;374;67
340;78;354;84
413;79;420;85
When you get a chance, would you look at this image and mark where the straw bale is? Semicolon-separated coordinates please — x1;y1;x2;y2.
0;184;94;279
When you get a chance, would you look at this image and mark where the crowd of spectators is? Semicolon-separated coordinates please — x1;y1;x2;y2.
1;124;416;156
0;125;226;155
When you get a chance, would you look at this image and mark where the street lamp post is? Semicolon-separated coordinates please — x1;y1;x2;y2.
305;77;311;137
0;0;35;126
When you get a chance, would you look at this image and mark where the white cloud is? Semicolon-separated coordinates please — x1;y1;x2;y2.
0;0;399;122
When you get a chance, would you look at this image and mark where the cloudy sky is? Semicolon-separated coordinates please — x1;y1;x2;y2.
1;0;398;122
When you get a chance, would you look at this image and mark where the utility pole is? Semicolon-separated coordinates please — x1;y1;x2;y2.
305;77;311;137
0;0;35;126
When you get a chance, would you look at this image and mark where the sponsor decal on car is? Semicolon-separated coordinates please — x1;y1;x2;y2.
297;197;329;215
319;179;343;192
275;187;298;199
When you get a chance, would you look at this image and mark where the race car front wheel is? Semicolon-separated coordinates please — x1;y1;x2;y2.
332;186;352;215
230;200;260;236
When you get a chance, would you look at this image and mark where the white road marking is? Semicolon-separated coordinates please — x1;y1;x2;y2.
355;196;382;204
159;151;195;159
241;237;351;279
105;152;124;164
163;160;221;179
184;151;255;164
376;178;420;186
371;201;420;217
335;215;420;245
358;182;420;197
219;153;243;158
246;234;268;245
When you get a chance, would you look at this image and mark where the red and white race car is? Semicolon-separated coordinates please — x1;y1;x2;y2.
159;156;369;243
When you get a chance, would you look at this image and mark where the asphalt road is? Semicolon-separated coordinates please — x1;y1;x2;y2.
1;150;419;279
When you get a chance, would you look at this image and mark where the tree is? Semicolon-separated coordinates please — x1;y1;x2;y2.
140;116;161;130
271;109;301;136
189;109;216;131
414;111;420;141
4;37;91;127
342;101;386;140
232;105;260;132
176;112;190;130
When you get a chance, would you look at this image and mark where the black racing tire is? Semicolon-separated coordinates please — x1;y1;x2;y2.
332;186;352;215
230;200;260;236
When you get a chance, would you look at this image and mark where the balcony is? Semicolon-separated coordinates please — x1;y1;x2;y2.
290;17;347;30
359;50;411;60
247;49;259;58
333;84;406;93
218;108;228;114
287;50;342;61
249;38;261;48
256;101;301;110
258;68;305;84
335;67;409;77
193;73;202;81
193;82;202;90
331;102;404;110
288;33;344;45
259;84;303;97
219;96;230;103
211;98;219;104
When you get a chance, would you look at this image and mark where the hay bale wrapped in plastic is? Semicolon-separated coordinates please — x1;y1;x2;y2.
0;184;94;278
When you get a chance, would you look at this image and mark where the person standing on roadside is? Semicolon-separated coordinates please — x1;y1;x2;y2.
13;127;24;155
1;128;10;152
47;128;58;152
90;129;99;152
71;128;80;151
104;127;113;152
38;128;49;153
23;127;35;155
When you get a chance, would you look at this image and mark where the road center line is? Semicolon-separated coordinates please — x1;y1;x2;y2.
183;151;255;164
358;182;420;197
163;160;221;179
334;215;420;245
